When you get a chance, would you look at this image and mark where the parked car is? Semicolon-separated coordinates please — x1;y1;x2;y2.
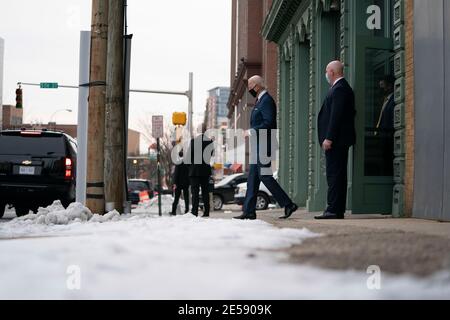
0;129;77;218
212;173;248;210
234;172;278;210
128;179;154;205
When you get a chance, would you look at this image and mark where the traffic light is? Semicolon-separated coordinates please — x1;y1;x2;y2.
172;112;187;126
16;87;23;109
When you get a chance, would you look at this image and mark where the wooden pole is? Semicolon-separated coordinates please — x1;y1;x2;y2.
86;0;108;214
104;0;125;212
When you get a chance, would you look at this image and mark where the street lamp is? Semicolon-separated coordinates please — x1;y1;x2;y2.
133;159;138;179
49;109;73;124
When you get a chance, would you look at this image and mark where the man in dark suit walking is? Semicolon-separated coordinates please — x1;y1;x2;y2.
186;124;214;217
171;151;190;215
316;61;356;220
234;75;298;220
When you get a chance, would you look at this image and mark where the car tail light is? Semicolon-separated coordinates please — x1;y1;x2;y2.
65;157;73;180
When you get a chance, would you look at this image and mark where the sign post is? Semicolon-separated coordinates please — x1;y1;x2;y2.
152;115;164;216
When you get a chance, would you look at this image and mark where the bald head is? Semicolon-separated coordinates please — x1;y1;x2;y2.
325;60;344;85
248;75;265;88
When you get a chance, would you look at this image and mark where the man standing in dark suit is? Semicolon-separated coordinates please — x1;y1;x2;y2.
375;75;395;176
234;75;298;220
186;124;214;217
316;61;356;220
376;75;395;134
171;151;190;215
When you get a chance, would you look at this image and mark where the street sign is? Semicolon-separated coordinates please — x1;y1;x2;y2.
40;82;59;89
152;115;164;139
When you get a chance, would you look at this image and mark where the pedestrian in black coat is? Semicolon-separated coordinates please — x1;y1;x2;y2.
185;124;214;217
171;151;190;215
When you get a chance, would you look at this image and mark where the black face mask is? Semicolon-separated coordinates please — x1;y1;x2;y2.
249;89;258;98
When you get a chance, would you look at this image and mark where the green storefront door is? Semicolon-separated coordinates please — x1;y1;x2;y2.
352;36;394;214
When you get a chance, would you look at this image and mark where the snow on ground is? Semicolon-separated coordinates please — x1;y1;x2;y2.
0;199;450;299
133;194;184;215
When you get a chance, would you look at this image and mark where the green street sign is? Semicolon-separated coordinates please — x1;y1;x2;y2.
40;82;59;89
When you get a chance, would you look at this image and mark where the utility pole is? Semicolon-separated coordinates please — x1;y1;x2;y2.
76;31;90;206
188;72;194;138
86;0;108;214
104;0;125;212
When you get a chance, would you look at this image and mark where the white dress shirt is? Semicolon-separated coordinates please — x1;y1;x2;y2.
257;90;268;102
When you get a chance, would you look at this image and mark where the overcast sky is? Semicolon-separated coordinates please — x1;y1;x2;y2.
1;0;231;150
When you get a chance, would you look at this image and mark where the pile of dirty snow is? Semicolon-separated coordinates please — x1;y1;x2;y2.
12;200;120;226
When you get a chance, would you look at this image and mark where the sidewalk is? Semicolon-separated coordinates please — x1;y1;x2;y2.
213;208;450;277
1;202;450;299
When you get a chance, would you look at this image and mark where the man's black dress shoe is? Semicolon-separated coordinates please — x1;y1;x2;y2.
279;203;299;219
314;212;344;220
233;213;257;220
202;214;210;218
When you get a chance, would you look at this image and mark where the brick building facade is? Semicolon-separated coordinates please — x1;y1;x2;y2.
227;0;278;172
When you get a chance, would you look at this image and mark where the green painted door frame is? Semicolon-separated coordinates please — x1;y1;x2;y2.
307;6;340;212
279;58;291;192
352;36;394;214
350;0;396;214
266;0;398;214
292;39;310;207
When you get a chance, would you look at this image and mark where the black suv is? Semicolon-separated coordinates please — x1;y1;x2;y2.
0;129;77;218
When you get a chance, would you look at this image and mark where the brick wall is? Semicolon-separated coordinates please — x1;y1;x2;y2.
262;0;278;101
262;40;278;101
2;105;23;128
404;0;414;217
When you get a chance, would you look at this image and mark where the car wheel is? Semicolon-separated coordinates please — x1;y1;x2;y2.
256;193;269;210
15;206;30;217
0;203;5;219
213;194;223;211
